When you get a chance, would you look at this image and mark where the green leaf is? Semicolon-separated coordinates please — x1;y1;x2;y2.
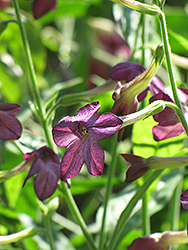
132;116;185;158
4;173;25;208
169;29;188;52
38;0;101;24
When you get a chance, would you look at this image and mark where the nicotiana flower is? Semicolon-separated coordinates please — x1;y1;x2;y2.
33;0;57;19
52;101;123;181
122;153;188;183
0;103;22;140
109;61;165;113
23;146;60;201
109;45;164;139
150;87;188;141
128;231;188;250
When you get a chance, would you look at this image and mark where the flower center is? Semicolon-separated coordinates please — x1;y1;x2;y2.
78;124;89;138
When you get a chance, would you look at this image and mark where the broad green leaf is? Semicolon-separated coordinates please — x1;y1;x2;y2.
169;29;188;52
4;173;25;208
132;116;185;158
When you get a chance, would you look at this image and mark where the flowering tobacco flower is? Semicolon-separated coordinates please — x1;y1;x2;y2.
150;87;188;141
0;103;22;140
128;231;188;250
52;101;122;181
122;153;188;183
109;45;164;140
33;0;57;19
109;61;165;109
23;146;60;201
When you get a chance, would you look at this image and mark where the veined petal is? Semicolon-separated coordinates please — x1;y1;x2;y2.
88;113;122;140
52;117;81;147
60;139;84;181
84;140;104;176
74;101;100;123
152;123;183;141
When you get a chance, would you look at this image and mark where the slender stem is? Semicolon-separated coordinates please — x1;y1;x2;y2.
142;192;150;235
99;134;118;250
12;0;55;150
141;3;150;236
170;174;183;231
158;9;188;136
44;215;55;250
106;170;163;250
59;182;98;250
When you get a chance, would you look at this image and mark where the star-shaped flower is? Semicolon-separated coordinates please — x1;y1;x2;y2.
23;146;60;201
0;103;22;141
52;101;122;181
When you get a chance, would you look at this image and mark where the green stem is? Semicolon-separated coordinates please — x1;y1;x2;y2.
106;170;163;250
12;0;55;151
44;215;55;250
59;182;98;250
170;174;183;231
158;9;188;136
141;3;150;236
99;134;119;250
142;192;150;235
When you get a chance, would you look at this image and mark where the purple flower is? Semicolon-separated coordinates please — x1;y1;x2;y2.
33;0;57;19
109;60;164;140
23;146;60;201
0;103;22;141
127;231;186;250
150;87;188;141
109;61;165;103
52;101;122;181
122;153;188;183
180;189;188;209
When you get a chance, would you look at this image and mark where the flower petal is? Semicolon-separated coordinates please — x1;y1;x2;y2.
109;62;145;81
152;123;183;141
23;146;60;200
74;101;100;123
88;113;122;140
52;117;80;147
0;103;22;116
60;139;84;181
0;111;22;140
84;140;104;176
33;0;56;19
33;158;60;201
